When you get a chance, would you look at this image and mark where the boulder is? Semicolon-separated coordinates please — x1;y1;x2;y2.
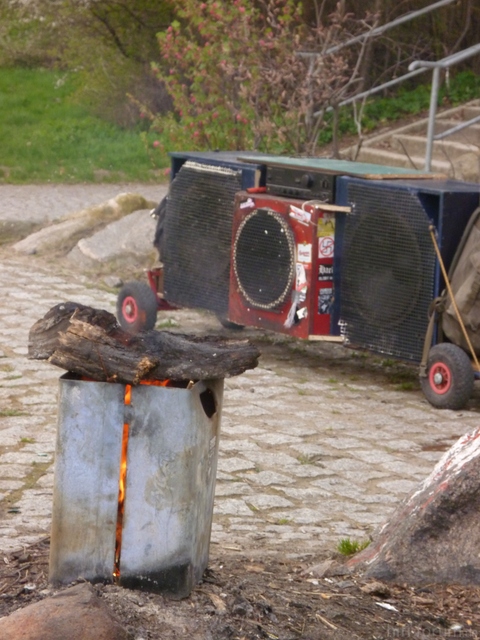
67;208;156;267
13;193;157;256
347;427;480;585
0;583;131;640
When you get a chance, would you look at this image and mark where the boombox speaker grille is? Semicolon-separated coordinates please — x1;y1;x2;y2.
341;183;435;361
233;208;295;310
164;161;243;315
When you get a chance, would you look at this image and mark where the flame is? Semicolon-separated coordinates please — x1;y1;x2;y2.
81;378;177;579
113;384;131;580
112;380;170;580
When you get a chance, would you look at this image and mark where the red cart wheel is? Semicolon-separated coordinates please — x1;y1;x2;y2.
420;343;473;410
117;281;158;333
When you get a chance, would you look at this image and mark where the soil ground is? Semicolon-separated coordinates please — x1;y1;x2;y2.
1;525;480;639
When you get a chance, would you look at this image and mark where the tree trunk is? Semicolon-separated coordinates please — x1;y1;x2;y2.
28;302;260;384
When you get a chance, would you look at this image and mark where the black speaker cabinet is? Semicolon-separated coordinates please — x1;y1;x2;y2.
335;176;480;361
163;153;264;316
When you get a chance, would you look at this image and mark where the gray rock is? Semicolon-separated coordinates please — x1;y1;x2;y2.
348;426;480;585
68;208;156;265
13;193;157;256
103;275;123;289
0;582;131;640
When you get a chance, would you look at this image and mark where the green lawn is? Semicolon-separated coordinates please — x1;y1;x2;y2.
0;67;168;183
1;67;478;183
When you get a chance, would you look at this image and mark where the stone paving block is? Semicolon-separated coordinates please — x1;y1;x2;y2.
271;508;329;526
35;473;54;489
213;499;256;517
247;471;295;486
382;460;432;476
289;443;326;457
215;482;253;497
220;422;267;436
246;451;302;468
217;457;258;473
220;440;262;453
289;465;327;478
280;486;330;500
246;494;295;510
0;464;31;479
0;452;45;465
311;458;364;474
250;432;303;446
15;492;53;516
376;479;420;494
352;449;400;465
320;436;372;451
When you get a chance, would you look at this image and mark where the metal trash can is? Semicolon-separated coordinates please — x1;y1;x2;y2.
49;373;223;598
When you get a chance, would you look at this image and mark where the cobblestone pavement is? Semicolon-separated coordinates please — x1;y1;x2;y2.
1;185;480;563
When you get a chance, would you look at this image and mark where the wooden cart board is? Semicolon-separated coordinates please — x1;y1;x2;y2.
239;154;446;181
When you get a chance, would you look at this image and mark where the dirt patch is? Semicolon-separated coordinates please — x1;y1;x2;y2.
0;538;479;639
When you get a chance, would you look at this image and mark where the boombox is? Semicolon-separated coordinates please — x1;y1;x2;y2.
159;151;480;364
115;151;480;408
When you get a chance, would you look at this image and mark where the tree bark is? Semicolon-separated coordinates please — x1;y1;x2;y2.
28;302;260;384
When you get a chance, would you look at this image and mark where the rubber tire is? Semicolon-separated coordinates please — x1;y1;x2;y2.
216;315;244;331
117;281;158;334
420;343;474;410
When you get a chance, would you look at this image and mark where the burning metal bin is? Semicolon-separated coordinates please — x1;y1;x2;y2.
49;373;223;598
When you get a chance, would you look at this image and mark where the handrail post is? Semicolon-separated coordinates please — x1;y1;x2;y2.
425;66;441;172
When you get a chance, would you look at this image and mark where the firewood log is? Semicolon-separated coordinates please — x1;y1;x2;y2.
28;302;260;384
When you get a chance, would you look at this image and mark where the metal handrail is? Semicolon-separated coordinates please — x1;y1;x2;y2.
434;114;480;141
314;67;428;117
305;0;466;150
409;43;480;171
298;0;457;58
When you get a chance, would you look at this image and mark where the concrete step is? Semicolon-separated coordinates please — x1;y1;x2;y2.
391;133;478;161
342;146;452;175
432;120;480;144
340;100;480;181
452;105;480;120
400;119;480;144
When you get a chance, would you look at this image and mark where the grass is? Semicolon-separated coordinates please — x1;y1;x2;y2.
0;67;168;183
337;537;370;556
297;454;322;465
156;318;179;329
1;67;479;183
0;408;25;417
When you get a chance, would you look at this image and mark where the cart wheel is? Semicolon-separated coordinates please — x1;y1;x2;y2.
420;343;474;410
117;281;158;333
